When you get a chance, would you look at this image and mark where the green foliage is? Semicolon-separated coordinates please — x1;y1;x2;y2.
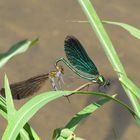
103;20;140;39
0;38;38;68
4;75;16;123
65;94;117;131
120;75;140;99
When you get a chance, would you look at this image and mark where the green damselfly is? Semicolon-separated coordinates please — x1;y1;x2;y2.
55;35;110;89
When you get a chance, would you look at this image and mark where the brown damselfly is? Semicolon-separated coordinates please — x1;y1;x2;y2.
0;65;64;99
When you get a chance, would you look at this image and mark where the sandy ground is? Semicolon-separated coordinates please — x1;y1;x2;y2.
0;0;140;139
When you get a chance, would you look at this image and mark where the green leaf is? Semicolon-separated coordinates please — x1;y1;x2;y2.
77;0;125;74
75;91;140;124
0;95;6;106
65;94;116;131
2;91;72;140
103;20;140;39
0;38;38;68
119;76;140;99
23;123;41;140
4;74;16;123
77;0;140;118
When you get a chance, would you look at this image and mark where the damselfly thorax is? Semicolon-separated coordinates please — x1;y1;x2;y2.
95;75;110;88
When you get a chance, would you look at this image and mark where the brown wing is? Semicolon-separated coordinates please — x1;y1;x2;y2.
0;73;49;99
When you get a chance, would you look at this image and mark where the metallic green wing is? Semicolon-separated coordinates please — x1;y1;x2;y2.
64;36;99;76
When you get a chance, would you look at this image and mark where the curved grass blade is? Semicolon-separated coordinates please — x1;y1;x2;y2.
64;35;99;75
77;0;140;117
75;91;140;124
103;20;140;39
0;38;38;68
65;91;140;131
65;94;116;131
2;91;72;140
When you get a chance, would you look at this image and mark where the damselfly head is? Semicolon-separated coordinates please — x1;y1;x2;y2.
56;65;64;74
96;75;110;87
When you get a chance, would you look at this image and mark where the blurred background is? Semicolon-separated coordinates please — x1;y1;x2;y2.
0;0;140;139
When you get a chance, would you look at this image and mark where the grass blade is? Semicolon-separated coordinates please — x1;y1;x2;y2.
74;91;140;124
103;20;140;39
120;76;140;99
23;123;41;140
2;91;72;140
78;0;125;74
0;38;38;68
65;94;116;131
4;75;16;123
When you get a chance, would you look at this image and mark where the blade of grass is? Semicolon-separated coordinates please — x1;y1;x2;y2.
75;91;140;124
103;20;140;39
78;0;125;74
0;38;38;68
4;75;16;123
119;76;140;99
77;0;140;117
23;123;41;140
65;94;116;131
2;91;72;140
0;95;6;106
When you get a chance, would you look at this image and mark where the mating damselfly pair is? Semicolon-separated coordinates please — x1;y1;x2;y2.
0;35;110;99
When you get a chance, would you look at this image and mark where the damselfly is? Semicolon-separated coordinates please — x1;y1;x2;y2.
55;35;110;89
0;65;64;99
